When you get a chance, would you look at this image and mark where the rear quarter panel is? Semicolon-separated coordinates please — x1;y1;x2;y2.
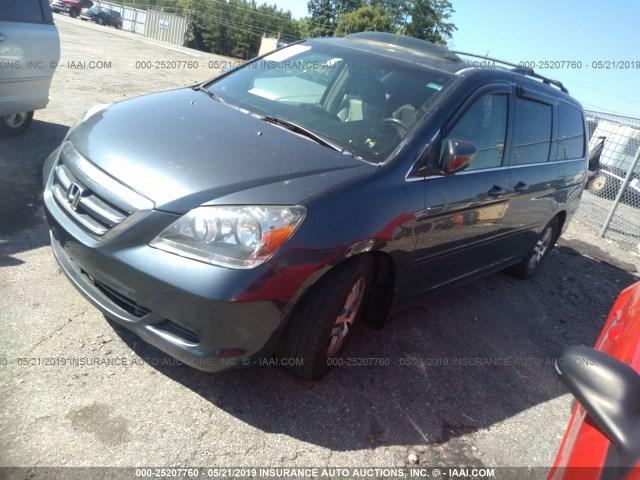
0;16;60;116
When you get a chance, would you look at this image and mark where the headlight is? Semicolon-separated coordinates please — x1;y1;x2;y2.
149;206;306;269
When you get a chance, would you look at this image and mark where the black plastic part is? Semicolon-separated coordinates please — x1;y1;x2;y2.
589;137;606;172
451;51;569;93
441;139;477;174
557;345;640;476
511;67;569;93
346;32;463;63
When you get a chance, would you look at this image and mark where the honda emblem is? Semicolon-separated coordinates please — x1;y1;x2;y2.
66;182;84;211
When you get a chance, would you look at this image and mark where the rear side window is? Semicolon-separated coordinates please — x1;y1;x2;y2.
0;0;45;23
513;98;552;165
443;93;508;170
555;102;585;160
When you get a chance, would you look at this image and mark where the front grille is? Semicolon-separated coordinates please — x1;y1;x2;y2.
52;162;128;235
51;142;153;238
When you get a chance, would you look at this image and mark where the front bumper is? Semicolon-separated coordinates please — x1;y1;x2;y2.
43;152;301;372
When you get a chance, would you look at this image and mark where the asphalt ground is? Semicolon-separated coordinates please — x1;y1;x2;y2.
1;13;639;479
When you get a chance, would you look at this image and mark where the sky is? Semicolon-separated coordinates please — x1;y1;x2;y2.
270;0;640;117
272;0;308;19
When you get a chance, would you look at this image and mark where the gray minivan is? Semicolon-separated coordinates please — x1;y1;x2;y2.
43;33;588;379
0;0;60;135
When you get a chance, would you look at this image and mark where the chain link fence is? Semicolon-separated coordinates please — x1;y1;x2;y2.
573;110;640;252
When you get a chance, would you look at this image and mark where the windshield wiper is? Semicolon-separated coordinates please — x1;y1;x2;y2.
194;84;222;103
261;115;354;156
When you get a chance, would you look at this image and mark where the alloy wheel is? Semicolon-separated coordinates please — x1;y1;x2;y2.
326;276;366;358
3;113;28;128
528;226;554;271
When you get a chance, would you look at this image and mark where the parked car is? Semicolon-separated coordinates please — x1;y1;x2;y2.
549;282;640;480
587;119;640;200
43;32;588;380
80;6;123;29
50;0;93;18
0;0;60;135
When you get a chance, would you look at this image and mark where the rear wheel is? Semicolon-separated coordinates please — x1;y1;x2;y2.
0;111;34;136
508;217;559;279
275;256;374;380
116;23;122;30
70;8;79;18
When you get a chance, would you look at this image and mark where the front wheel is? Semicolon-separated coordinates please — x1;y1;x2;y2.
97;17;104;25
0;111;34;136
70;9;79;18
275;256;374;380
116;23;122;30
507;217;559;279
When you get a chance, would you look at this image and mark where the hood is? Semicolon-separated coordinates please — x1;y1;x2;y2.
68;88;371;213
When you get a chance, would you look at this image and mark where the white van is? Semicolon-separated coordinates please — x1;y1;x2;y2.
0;0;60;135
588;118;640;196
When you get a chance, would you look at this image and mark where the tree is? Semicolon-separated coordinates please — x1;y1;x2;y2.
335;0;365;15
334;6;394;37
401;0;457;45
307;0;457;43
307;0;336;36
368;0;407;28
174;0;305;58
297;16;312;39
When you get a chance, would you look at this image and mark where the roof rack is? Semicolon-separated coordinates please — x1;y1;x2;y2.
345;32;463;63
450;50;569;94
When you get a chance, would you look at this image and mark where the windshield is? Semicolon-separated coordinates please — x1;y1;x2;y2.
206;41;454;162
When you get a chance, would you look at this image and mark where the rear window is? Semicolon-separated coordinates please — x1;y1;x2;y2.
555;102;585;160
0;0;45;23
513;98;552;165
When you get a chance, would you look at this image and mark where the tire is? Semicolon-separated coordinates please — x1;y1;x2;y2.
588;172;614;198
116;23;122;30
0;111;34;136
275;256;374;380
508;217;559;280
97;17;104;25
70;9;79;18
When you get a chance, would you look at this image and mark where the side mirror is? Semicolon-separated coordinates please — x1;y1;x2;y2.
441;139;477;174
556;345;640;473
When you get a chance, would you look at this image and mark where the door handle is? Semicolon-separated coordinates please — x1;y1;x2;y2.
514;181;529;192
488;185;506;197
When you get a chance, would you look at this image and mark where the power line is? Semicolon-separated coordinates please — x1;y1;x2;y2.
118;0;301;24
101;0;302;50
118;0;302;41
203;0;300;23
189;9;300;41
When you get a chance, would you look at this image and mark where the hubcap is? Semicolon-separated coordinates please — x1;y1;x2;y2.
4;113;28;128
326;277;366;358
528;226;553;270
592;176;606;191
